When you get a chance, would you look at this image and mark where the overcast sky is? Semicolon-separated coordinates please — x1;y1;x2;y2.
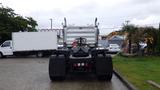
1;0;160;35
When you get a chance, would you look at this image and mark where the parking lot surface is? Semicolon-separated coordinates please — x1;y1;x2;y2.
0;57;129;90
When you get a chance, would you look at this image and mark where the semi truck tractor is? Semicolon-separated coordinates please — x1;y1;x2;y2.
49;18;113;81
0;31;57;58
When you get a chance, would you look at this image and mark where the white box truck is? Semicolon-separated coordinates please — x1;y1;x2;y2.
0;31;57;58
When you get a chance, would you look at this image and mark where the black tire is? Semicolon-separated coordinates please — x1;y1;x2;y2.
95;54;113;81
49;55;66;81
0;52;4;58
49;75;65;81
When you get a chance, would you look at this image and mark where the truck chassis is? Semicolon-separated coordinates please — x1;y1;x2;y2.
49;18;113;81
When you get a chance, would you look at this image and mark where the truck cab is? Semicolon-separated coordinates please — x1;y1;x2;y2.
0;40;13;58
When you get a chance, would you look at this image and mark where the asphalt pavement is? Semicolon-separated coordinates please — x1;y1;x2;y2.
0;57;129;90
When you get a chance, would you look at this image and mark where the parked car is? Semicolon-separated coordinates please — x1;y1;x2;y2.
108;44;121;53
139;42;147;49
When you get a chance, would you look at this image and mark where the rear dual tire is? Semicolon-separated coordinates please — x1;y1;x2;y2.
95;55;113;81
49;55;66;81
98;73;113;81
49;75;65;81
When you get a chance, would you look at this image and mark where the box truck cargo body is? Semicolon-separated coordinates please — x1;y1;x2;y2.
0;31;57;58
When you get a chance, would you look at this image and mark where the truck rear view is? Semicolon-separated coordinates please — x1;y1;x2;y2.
49;18;113;81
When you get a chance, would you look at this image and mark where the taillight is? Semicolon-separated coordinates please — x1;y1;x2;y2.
78;63;81;67
85;63;88;67
73;63;77;67
73;63;91;68
81;63;84;66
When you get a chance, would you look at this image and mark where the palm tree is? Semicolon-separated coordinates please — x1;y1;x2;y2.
143;27;157;55
122;24;137;53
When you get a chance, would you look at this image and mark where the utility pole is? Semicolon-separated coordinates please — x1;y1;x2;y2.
50;18;52;30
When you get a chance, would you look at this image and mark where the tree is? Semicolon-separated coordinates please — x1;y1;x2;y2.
143;27;158;55
119;21;160;55
0;5;38;43
155;23;160;53
121;24;138;53
26;17;38;31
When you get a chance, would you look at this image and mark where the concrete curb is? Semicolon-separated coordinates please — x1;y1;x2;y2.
147;80;160;89
113;69;137;90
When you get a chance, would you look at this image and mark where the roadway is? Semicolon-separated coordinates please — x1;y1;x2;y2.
0;57;129;90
